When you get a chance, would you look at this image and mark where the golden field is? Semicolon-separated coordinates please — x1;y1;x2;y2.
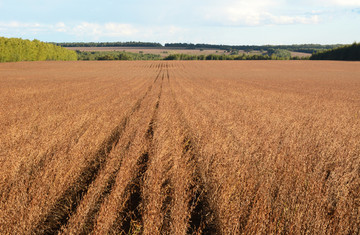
0;61;359;234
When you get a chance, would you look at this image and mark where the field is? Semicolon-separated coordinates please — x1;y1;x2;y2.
0;61;359;234
289;51;312;58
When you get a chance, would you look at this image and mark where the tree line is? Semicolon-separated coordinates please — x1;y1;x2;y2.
2;37;357;62
54;41;341;54
164;43;341;54
76;48;303;61
163;52;306;61
76;50;162;61
0;37;77;62
55;41;162;48
310;43;360;61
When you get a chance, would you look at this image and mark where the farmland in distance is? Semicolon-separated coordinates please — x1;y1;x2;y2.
66;47;311;58
0;61;359;234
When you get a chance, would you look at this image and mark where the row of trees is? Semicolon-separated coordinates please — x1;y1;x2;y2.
164;43;341;54
76;50;303;61
267;49;292;59
76;51;162;61
163;53;307;61
53;41;342;54
310;43;360;61
0;37;77;62
55;41;162;48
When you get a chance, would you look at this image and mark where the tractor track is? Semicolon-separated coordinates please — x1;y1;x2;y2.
62;134;136;235
110;69;164;234
167;69;219;234
32;63;217;234
160;177;174;234
32;77;156;235
170;63;262;234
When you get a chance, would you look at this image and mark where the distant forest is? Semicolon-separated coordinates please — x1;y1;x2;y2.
53;42;343;53
1;37;358;62
54;42;342;54
76;51;162;61
163;49;302;60
164;43;341;54
75;48;302;61
55;42;163;48
310;43;360;61
0;37;77;62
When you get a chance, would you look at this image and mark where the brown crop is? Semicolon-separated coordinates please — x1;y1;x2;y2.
0;61;359;234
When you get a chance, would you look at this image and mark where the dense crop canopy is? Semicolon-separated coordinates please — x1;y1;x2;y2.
0;61;359;234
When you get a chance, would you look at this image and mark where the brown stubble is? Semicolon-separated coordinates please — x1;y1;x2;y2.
0;60;359;234
0;61;155;234
169;61;360;234
91;63;163;234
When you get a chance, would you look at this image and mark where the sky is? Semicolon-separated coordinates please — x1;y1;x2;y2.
0;0;359;45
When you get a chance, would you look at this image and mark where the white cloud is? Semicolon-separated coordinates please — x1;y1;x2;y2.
69;22;139;40
301;0;360;7
72;22;103;38
0;21;188;42
206;10;320;26
168;26;184;35
269;15;320;25
104;23;138;36
44;22;139;40
0;21;42;28
201;0;320;26
320;0;360;6
0;21;139;40
54;22;67;32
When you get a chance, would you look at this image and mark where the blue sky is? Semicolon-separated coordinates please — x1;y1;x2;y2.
0;0;359;45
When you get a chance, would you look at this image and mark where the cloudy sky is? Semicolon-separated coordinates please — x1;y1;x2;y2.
1;0;359;45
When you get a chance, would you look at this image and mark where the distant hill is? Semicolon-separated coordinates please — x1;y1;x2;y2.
0;37;77;62
310;43;360;61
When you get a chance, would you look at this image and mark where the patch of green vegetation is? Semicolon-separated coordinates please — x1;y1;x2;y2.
310;43;360;61
76;50;162;61
0;37;77;62
267;49;292;60
54;41;162;47
163;53;308;60
164;43;342;54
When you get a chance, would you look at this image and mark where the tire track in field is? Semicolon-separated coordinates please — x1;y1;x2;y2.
160;177;174;234
183;136;218;234
139;64;176;234
110;69;164;234
32;80;156;235
40;66;164;234
159;63;174;234
166;63;170;82
170;64;263;233
167;66;219;234
63;128;137;234
153;65;163;84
